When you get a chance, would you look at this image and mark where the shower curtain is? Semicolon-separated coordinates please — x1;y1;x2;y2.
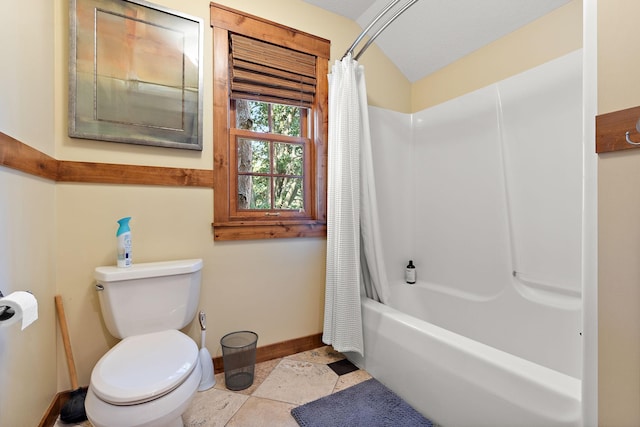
323;55;389;356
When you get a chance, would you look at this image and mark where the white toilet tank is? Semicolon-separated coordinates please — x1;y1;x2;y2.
94;259;203;339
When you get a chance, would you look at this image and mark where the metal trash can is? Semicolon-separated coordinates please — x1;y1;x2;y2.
220;331;258;391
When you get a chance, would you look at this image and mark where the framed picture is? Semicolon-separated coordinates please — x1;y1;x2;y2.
69;0;204;150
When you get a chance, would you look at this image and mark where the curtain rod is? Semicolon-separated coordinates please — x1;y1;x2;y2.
342;0;421;61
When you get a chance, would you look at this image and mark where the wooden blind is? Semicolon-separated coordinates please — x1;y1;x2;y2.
229;34;317;107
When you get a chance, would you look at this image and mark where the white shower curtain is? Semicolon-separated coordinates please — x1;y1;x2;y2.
323;55;389;356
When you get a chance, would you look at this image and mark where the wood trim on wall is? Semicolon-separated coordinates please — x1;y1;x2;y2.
0;132;59;180
0;131;213;187
57;161;213;187
212;222;327;240
596;105;640;153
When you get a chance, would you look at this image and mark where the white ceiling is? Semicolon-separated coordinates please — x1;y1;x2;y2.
303;0;571;82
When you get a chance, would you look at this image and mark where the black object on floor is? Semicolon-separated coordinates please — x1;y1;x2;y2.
61;388;88;423
327;358;359;376
55;295;87;423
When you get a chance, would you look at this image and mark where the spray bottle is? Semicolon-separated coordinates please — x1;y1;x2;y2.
116;217;132;268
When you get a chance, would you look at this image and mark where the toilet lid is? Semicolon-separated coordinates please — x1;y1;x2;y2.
91;330;199;405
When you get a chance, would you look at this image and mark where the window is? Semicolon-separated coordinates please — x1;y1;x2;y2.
210;4;330;240
234;100;308;214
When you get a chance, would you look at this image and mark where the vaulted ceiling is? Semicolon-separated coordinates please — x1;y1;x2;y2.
302;0;571;82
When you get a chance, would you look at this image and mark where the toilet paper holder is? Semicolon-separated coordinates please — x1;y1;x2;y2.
0;291;16;321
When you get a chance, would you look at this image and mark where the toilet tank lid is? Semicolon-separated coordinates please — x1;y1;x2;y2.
94;259;203;282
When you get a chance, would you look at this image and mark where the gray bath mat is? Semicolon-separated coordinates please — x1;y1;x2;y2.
291;378;435;427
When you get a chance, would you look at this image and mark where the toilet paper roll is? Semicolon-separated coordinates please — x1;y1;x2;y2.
0;291;38;330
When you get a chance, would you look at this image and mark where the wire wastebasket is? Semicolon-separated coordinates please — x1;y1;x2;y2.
220;331;258;391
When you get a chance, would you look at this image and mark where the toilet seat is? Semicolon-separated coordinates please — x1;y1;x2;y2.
86;360;202;427
91;329;198;405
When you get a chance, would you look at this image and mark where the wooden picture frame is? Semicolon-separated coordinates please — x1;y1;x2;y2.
69;0;204;150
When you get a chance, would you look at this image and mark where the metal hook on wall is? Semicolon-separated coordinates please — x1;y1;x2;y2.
625;118;640;145
625;132;640;145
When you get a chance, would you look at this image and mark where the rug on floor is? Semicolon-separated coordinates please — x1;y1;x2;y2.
291;378;435;427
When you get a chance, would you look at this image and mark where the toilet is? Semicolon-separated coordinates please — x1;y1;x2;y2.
85;259;204;427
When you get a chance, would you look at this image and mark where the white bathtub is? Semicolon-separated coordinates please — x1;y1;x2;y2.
347;285;582;427
354;52;585;426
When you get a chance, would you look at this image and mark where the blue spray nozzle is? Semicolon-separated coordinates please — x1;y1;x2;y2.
116;217;131;236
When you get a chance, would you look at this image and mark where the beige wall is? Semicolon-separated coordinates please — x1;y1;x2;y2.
0;2;58;427
0;170;57;427
1;1;409;424
411;0;583;112
51;0;410;391
598;1;640;426
55;184;328;387
2;0;618;425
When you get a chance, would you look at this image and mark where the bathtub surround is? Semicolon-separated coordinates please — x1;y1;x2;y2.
346;50;584;426
373;50;583;307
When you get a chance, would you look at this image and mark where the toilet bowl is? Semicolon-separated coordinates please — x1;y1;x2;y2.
85;330;202;427
86;259;204;427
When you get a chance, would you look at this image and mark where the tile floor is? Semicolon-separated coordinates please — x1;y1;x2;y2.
54;346;372;427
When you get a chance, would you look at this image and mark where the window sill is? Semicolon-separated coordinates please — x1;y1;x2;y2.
212;221;326;240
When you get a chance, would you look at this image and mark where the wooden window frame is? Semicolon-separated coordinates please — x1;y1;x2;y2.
210;3;329;240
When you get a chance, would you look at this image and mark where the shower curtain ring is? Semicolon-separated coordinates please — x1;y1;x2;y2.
625;131;640;145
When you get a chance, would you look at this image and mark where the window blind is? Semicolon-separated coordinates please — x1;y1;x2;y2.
229;34;317;107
